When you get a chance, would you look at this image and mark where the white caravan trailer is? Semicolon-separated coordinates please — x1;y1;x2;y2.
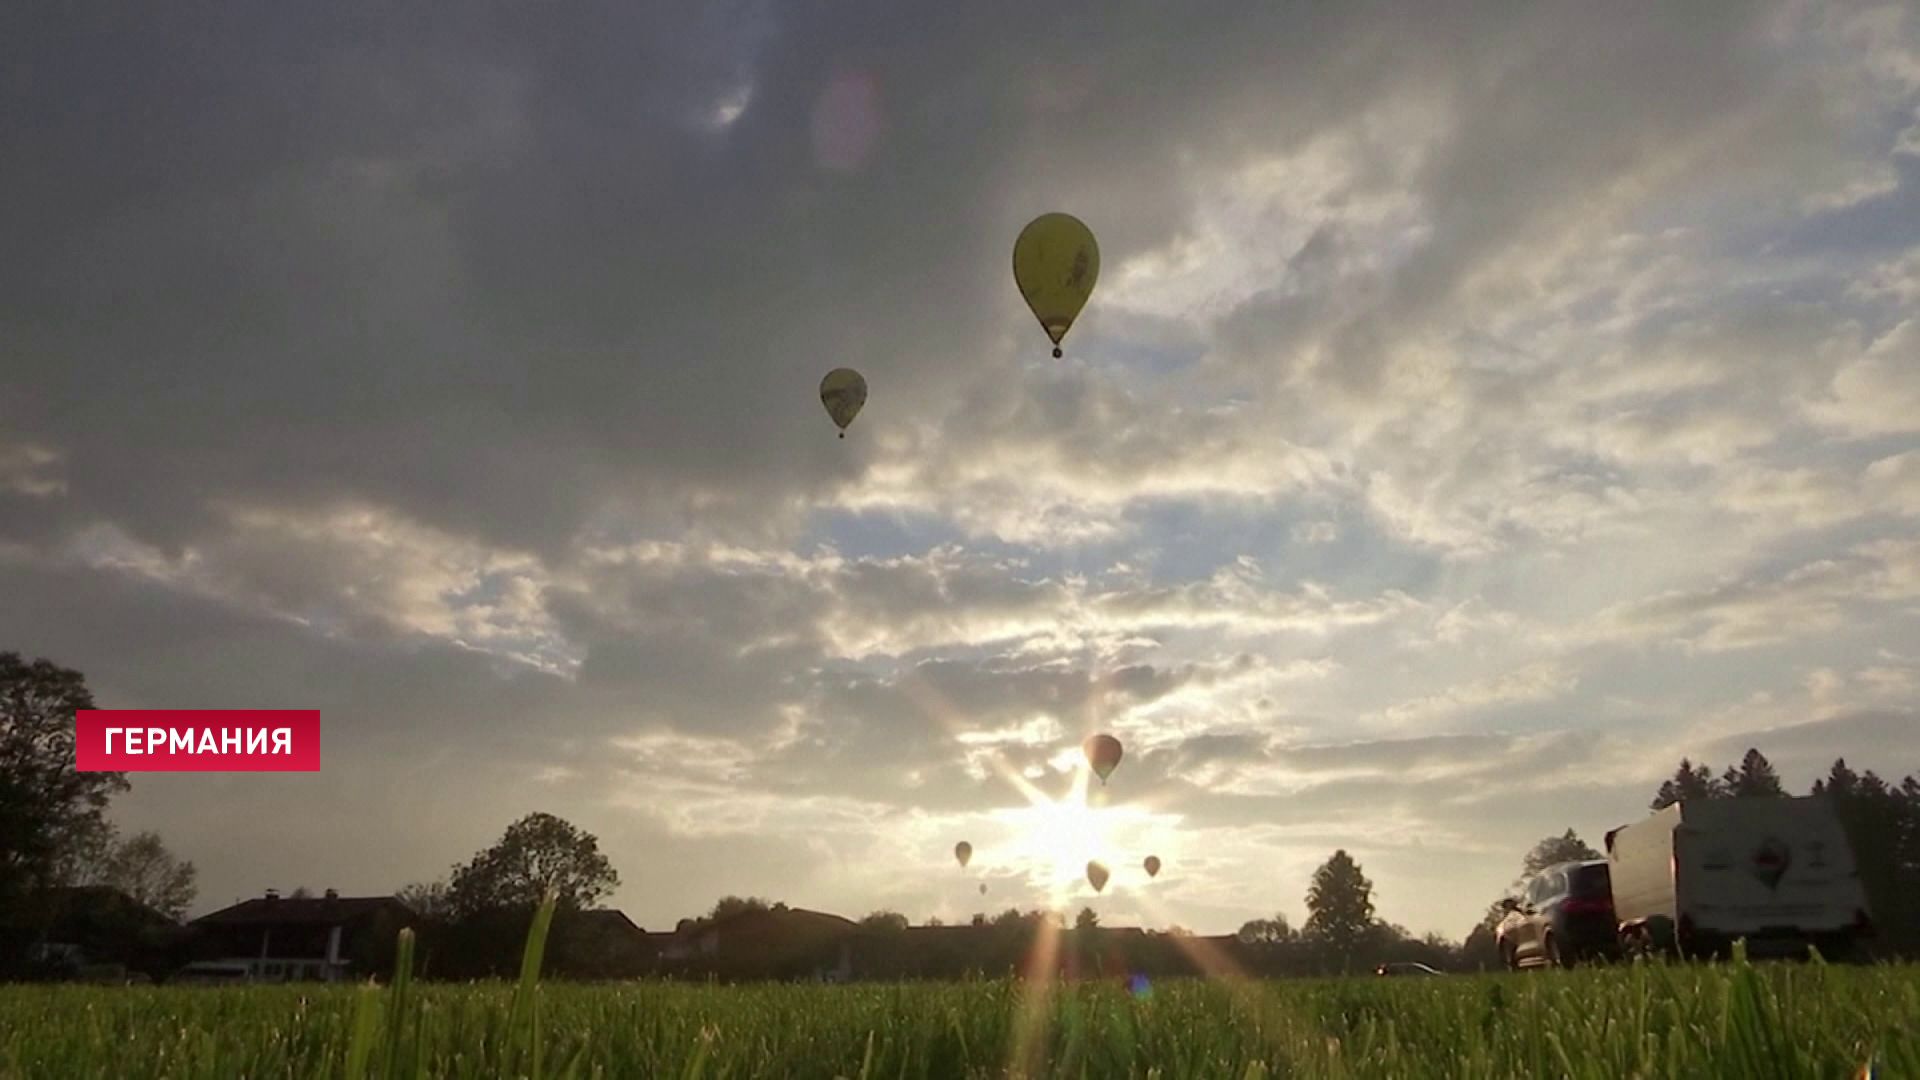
1604;795;1874;960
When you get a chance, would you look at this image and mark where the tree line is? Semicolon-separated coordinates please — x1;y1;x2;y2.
5;649;1916;981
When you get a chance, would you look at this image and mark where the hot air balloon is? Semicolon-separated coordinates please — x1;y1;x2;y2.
979;882;989;895
820;368;867;438
1083;734;1123;784
954;841;973;869
1013;212;1100;358
1086;860;1110;893
1144;855;1161;879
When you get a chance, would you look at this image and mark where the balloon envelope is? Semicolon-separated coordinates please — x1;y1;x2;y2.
820;368;868;435
1086;860;1110;893
979;882;989;895
1012;213;1100;357
1083;734;1123;783
954;841;972;868
1144;855;1161;878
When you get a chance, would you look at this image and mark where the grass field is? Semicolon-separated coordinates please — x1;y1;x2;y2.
1;909;1914;1079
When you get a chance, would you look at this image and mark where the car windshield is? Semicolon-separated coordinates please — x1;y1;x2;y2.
1567;863;1611;897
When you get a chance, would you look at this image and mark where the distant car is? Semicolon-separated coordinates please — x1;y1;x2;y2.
1374;962;1444;976
1496;859;1620;970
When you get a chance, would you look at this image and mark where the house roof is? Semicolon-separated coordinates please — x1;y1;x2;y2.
192;895;414;927
573;909;647;937
0;885;178;929
689;906;856;940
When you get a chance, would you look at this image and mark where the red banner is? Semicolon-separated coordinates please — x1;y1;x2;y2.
75;710;322;772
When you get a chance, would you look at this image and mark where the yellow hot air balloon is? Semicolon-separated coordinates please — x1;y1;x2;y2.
954;841;973;869
1144;855;1161;879
820;367;867;438
1012;212;1100;358
1083;734;1123;784
1086;860;1110;893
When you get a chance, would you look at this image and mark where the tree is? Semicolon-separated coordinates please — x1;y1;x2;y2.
0;652;131;899
1460;924;1501;970
1720;748;1785;798
396;879;454;921
1475;899;1509;935
1651;757;1723;809
990;908;1028;928
1236;914;1294;945
96;830;197;919
1813;758;1920;956
445;812;619;916
47;815;116;888
1074;906;1100;931
1810;757;1860;801
1303;849;1375;958
708;896;776;922
288;886;315;900
1520;829;1602;881
859;910;909;932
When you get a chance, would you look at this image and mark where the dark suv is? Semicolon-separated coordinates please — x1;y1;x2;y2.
1496;859;1618;970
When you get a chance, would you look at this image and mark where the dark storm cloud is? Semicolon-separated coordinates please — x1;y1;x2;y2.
4;0;1911;940
2;0;1387;557
0;558;573;753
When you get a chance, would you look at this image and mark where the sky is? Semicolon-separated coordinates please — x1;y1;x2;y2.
3;0;1918;942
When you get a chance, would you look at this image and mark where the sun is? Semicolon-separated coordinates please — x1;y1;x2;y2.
1001;779;1125;897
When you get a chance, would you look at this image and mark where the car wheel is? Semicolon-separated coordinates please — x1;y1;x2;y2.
1501;942;1519;972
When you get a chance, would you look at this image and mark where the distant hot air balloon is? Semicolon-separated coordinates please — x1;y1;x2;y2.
820;368;867;438
1083;734;1123;784
979;882;989;895
954;841;973;869
1086;860;1110;893
1013;213;1100;358
1144;855;1161;879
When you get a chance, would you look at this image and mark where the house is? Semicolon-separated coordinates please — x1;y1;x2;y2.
0;885;181;980
546;908;662;979
660;906;856;981
186;889;414;982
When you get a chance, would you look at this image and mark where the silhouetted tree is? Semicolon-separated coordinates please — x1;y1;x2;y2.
1235;914;1294;944
0;652;131;900
1720;748;1786;798
1461;924;1501;971
396;879;453;922
1651;757;1723;809
446;812;619;916
1475;899;1510;935
1074;906;1100;931
990;908;1028;927
1303;850;1375;967
1521;829;1603;877
708;896;778;923
90;830;197;920
1813;758;1919;956
859;910;908;932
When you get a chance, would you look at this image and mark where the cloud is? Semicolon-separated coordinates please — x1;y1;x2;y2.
3;0;1918;942
1807;320;1920;437
1592;538;1920;653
